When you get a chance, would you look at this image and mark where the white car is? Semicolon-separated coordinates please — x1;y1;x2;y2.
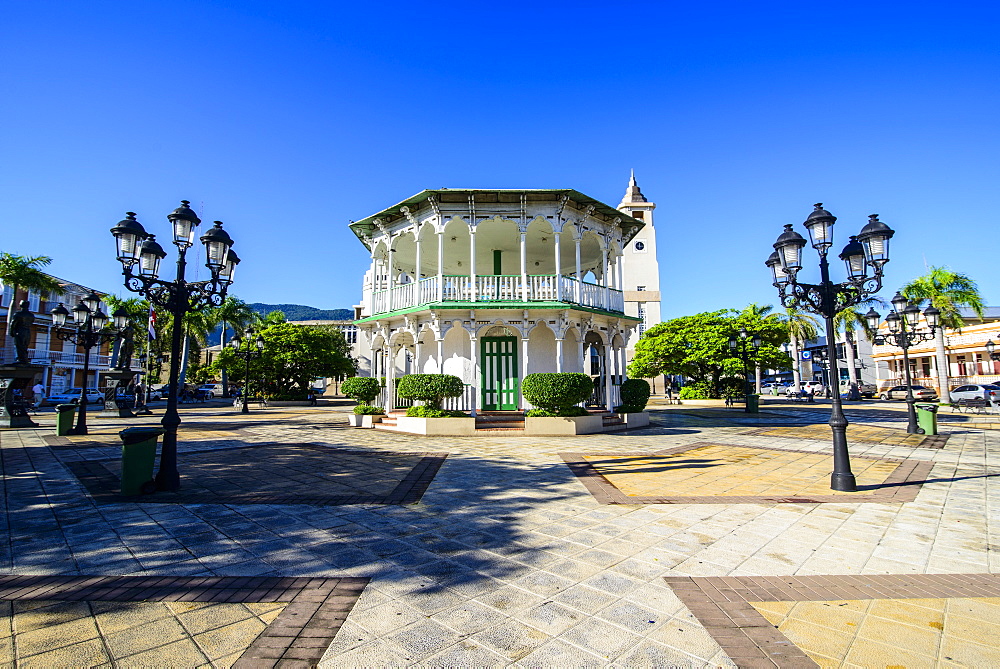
47;388;103;405
949;384;1000;404
197;384;223;398
785;381;825;396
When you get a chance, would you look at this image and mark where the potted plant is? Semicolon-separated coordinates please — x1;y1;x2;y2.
522;373;603;435
341;376;383;427
614;378;652;428
394;374;474;434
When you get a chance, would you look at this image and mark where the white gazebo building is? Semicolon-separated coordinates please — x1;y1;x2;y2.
351;186;650;413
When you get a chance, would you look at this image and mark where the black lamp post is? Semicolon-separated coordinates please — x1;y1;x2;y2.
727;328;762;412
229;330;265;414
111;203;238;491
50;293;127;435
766;204;895;492
986;338;1000;363
864;293;940;434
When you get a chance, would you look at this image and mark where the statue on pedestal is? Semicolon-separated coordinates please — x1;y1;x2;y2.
8;301;34;365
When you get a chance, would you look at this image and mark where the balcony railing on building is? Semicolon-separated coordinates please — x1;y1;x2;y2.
370;275;625;316
20;348;143;370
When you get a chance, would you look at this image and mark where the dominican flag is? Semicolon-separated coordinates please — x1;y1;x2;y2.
148;307;157;341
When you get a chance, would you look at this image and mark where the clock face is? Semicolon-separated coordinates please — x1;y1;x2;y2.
634;241;646;252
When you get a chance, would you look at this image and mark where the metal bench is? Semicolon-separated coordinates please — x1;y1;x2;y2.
234;396;267;409
952;397;991;413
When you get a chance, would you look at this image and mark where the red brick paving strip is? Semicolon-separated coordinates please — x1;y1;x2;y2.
663;573;1000;669
0;574;369;667
560;442;933;504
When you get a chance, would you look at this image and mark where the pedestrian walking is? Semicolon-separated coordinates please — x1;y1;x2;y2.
31;381;45;411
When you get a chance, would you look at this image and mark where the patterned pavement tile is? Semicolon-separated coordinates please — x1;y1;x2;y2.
561;443;933;504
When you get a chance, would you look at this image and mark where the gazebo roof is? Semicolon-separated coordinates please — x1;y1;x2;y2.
348;188;645;250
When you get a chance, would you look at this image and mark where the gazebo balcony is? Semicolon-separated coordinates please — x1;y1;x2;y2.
369;274;624;315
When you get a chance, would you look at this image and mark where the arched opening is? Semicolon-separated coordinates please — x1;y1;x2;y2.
527;322;557;374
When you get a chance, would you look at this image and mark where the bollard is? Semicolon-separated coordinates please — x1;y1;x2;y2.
118;426;164;495
55;404;77;436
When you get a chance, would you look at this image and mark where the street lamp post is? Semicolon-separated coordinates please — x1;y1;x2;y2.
864;293;940;434
727;328;762;412
766;204;895;492
50;293;127;435
111;203;238;491
229;330;265;414
986;338;1000;364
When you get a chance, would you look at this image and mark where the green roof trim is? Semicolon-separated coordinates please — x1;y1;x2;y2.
348;188;645;250
354;301;642;324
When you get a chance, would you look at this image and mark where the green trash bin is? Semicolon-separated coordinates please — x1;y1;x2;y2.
119;426;164;495
55;404;77;436
745;394;760;413
915;403;938;435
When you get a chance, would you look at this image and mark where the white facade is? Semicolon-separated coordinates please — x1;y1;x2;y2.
349;187;647;412
616;172;661;362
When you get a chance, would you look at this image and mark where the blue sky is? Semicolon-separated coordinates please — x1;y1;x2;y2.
2;1;998;318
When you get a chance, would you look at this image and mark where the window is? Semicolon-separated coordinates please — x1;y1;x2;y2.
636;286;646;291
632;210;644;220
341;325;358;345
638;304;647;336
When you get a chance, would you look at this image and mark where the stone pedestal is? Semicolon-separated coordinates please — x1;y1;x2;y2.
0;365;44;428
101;368;138;418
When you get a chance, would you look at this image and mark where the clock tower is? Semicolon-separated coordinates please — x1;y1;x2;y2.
617;171;661;366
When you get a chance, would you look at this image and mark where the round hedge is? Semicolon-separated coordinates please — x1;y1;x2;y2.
618;378;651;412
396;374;465;408
522;373;593;413
341;376;381;404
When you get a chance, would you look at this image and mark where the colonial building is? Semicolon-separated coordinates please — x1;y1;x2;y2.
872;307;1000;393
616;172;662;359
0;276;135;393
350;183;655;412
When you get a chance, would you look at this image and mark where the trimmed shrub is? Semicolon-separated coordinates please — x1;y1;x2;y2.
678;382;711;400
522;373;593;416
526;406;589;418
396;374;465;409
341;376;381;404
353;404;385;415
405;405;467;418
617;379;650;413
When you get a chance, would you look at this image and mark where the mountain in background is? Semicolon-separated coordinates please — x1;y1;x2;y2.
248;303;354;321
207;303;353;345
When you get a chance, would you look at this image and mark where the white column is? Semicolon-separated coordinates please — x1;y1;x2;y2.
367;254;376;314
574;237;582;303
604;344;613;412
385;345;395;411
415;236;422;284
616;252;624;291
437;338;444;374
556;338;564;372
470;333;478;416
520;231;528;302
469;227;477;301
387;240;396;312
437;231;444;302
602;249;611;310
579;338;586;373
522;334;530;409
554;232;562;301
415;339;422;374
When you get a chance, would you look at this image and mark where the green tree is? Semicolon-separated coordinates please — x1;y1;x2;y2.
627;308;790;398
0;253;62;359
212;296;259;395
209;322;355;400
901;266;985;397
833;299;883;400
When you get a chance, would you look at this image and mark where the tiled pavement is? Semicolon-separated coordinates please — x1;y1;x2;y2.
1;401;998;667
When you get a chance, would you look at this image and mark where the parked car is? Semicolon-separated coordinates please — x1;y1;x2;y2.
839;380;877;398
47;388;103;405
785;381;825;396
879;385;938;401
949;384;1000;404
197;384;223;398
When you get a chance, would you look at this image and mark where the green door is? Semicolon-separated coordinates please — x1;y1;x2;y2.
481;337;519;410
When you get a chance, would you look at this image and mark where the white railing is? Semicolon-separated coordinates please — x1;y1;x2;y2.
24;348;116;368
370;274;625;315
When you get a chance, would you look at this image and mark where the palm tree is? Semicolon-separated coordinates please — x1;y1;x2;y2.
212;296;258;395
834;299;882;400
901;266;985;398
0;253;62;360
101;295;150;366
779;306;820;389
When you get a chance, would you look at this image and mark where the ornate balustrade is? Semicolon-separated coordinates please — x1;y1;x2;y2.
369;274;624;316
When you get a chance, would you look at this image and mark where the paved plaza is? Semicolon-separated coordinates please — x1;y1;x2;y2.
1;399;999;667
